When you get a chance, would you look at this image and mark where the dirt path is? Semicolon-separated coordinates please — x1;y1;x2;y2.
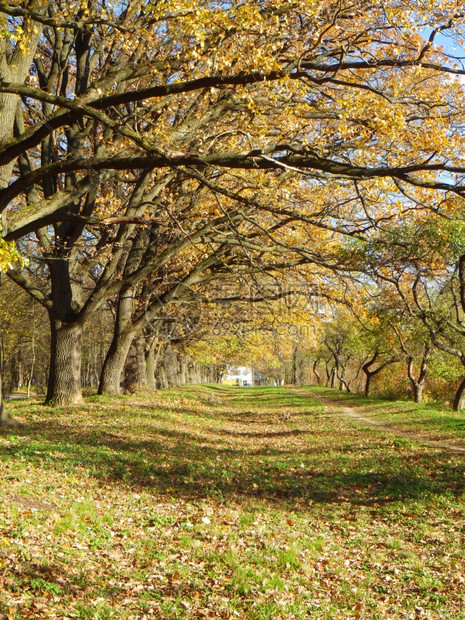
301;389;465;454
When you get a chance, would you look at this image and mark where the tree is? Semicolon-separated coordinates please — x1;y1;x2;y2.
3;1;465;407
384;310;433;404
360;208;465;407
0;276;49;424
0;278;49;394
412;256;465;410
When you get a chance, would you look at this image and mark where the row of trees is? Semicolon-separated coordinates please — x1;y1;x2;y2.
302;232;465;409
0;278;221;398
2;1;465;414
3;229;465;411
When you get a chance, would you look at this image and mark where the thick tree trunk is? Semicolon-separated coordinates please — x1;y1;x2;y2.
145;346;157;390
99;283;138;395
364;373;373;397
406;347;431;405
413;383;424;404
162;345;179;386
156;361;169;389
135;337;148;390
98;329;136;395
46;321;84;405
453;376;465;411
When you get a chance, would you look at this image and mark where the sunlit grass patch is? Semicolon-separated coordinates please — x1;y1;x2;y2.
0;385;464;618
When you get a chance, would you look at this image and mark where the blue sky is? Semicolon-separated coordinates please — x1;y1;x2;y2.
423;27;465;65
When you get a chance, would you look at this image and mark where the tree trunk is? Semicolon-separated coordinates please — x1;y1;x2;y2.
135;337;148;390
413;382;424;404
0;17;43;192
27;315;36;398
406;346;431;405
312;359;321;385
338;371;351;393
156;360;169;389
98;329;136;395
329;368;336;389
46;320;84;405
292;347;298;384
453;376;465;411
99;283;139;395
0;340;4;424
362;353;397;398
364;373;373;398
145;345;157;391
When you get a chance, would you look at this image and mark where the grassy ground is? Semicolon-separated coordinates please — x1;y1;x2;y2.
0;385;465;619
319;388;465;445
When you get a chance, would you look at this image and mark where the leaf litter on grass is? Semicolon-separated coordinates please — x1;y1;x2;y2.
0;386;465;618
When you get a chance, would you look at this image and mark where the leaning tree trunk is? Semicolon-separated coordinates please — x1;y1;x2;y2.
98;328;136;395
46;320;84;406
0;17;43;191
0;11;44;412
312;359;321;385
364;372;373;397
329;368;336;389
453;376;465;411
362;353;397;398
98;282;139;395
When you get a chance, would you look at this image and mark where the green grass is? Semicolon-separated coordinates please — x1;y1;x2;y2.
317;384;465;442
0;385;465;618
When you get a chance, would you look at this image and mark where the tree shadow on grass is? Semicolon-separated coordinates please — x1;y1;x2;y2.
1;409;465;509
212;428;314;438
133;404;322;426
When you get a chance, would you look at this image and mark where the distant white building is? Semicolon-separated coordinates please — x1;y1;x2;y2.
222;365;270;386
223;365;254;386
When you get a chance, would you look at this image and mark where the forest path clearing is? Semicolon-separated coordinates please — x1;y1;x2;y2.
296;387;465;454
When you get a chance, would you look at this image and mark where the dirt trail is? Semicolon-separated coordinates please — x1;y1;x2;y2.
303;390;465;454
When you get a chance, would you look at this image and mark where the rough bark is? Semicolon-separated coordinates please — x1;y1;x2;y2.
145;345;157;391
135;337;148;390
0;10;44;190
156;357;169;389
44;254;86;405
413;383;424;404
47;320;84;405
98;283;138;395
98;328;136;395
